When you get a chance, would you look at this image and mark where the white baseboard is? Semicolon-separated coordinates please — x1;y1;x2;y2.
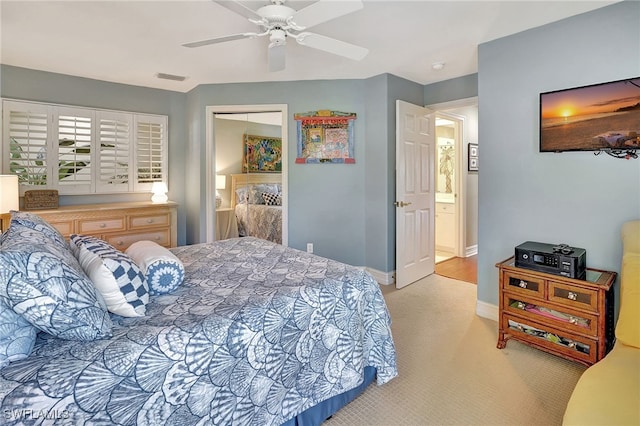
476;300;498;321
465;244;478;257
366;267;395;285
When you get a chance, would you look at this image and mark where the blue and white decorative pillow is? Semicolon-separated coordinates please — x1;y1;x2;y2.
10;210;68;249
262;191;282;206
126;240;185;295
0;301;37;369
71;235;149;317
0;224;112;341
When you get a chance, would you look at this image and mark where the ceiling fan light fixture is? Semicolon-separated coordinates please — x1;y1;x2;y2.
269;29;287;46
187;0;368;71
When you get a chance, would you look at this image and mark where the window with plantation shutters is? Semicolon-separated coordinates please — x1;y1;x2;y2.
2;100;168;195
134;115;167;192
97;112;132;193
4;101;49;187
56;108;93;193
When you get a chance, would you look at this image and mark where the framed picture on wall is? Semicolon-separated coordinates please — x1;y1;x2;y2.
468;143;478;172
294;110;357;164
242;134;282;173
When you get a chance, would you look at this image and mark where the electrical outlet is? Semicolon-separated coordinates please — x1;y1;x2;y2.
306;243;313;253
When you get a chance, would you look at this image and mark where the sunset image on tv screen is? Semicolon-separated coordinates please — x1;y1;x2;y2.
540;77;640;152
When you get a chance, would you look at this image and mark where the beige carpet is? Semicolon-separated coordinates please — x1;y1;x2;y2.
326;274;586;426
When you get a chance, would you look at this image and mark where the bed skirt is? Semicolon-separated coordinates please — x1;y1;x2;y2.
280;366;377;426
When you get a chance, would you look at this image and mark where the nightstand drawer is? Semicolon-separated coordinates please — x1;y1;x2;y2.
78;217;126;234
129;213;170;229
505;316;597;365
503;294;598;336
105;229;170;250
549;282;598;312
503;271;544;299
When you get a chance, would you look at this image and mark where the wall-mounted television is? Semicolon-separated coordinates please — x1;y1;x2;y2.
540;77;640;153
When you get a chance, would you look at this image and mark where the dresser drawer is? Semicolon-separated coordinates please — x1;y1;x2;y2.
105;229;170;250
78;217;126;234
47;220;74;237
503;271;545;299
549;281;598;312
129;213;170;229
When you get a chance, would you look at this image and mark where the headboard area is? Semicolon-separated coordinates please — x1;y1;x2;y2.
230;173;282;208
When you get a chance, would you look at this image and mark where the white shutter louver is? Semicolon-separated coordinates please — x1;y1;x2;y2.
135;115;167;191
7;108;49;187
57;112;92;192
97;112;132;192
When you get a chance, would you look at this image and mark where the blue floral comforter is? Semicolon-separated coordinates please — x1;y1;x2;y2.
0;237;397;425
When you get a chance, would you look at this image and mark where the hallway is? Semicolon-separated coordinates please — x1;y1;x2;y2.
435;255;477;284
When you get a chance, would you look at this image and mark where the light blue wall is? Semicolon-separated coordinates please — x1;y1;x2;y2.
362;74;426;272
424;74;478;105
185;76;427;269
0;65;189;245
185;80;369;265
477;1;640;306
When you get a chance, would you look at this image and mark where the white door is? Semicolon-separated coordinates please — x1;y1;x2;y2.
395;100;435;288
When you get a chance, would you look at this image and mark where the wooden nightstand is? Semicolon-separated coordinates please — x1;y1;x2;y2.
496;256;616;366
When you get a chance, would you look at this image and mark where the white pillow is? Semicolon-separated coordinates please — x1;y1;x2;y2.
71;235;149;317
126;240;185;295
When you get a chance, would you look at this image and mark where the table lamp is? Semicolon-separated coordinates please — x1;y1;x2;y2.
216;175;226;208
151;181;168;203
0;175;19;232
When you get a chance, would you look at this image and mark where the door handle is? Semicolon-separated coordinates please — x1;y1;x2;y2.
394;201;412;207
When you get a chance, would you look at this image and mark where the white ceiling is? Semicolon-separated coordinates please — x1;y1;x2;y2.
0;1;618;93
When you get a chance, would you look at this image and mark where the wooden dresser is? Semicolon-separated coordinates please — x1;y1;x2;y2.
496;256;616;366
1;201;177;251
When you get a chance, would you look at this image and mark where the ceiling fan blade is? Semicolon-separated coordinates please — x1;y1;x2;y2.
293;0;363;30
296;32;368;60
183;33;257;48
212;0;261;20
269;44;286;72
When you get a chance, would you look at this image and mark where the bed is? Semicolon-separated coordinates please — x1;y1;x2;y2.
0;212;397;425
231;173;283;244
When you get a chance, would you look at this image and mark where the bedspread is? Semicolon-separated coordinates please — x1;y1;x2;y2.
0;237;397;425
235;204;282;244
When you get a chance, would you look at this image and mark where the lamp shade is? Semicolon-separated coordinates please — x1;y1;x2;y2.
0;175;19;214
216;175;226;190
151;181;168;203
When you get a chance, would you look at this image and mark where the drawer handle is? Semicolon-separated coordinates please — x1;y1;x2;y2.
116;241;124;246
146;219;154;224
518;280;528;289
567;341;576;349
569;317;578;325
517;301;525;309
567;291;578;301
154;236;160;241
100;223;107;228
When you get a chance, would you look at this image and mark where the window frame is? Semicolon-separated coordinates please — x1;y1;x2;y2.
1;99;168;196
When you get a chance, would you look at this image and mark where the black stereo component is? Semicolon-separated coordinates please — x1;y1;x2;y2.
515;241;586;279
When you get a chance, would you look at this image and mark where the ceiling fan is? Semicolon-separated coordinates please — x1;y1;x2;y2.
183;0;368;72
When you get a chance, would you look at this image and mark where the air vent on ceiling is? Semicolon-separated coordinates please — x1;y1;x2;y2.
156;73;187;82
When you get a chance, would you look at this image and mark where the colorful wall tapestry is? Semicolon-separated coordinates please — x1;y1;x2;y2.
243;134;282;172
294;110;356;163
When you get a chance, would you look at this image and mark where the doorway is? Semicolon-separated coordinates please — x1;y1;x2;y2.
205;104;288;245
429;97;479;262
434;113;462;263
